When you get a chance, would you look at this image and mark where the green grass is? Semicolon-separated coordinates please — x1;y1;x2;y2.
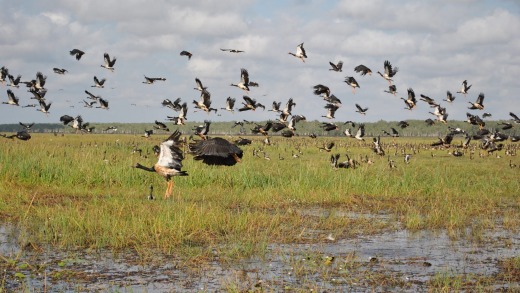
0;133;519;260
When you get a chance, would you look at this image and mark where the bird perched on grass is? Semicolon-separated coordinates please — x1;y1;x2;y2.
372;136;385;156
354;64;372;76
329;61;343;72
288;42;307;62
180;50;193;59
134;130;188;199
69;49;85;60
101;53;117;71
377;60;398;84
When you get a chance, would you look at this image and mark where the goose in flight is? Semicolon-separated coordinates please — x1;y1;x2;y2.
344;76;360;94
397;121;409;128
401;88;417;110
19;122;35;130
85;90;100;100
193;120;211;140
0;66;8;84
429;105;448;124
354;64;372;76
384;84;397;96
318;142;335;152
355;103;368;115
221;97;236;113
354;124;365;141
443;91;455;103
143;76;166;84
220;48;244;53
162;98;183;112
154;120;170;132
329;61;343;72
7;74;22;88
92;76;106;88
230;68;250;93
53;68;68;74
321;122;339;132
288;42;307;62
419;94;439;107
251;121;273;136
468;92;484;110
180;50;193;59
37;99;52;115
456;80;472;97
96;97;109;110
70;49;85;60
189;137;243;166
322;103;339;119
167;102;188;125
377;60;398;84
134;130;188;199
510;112;520;124
269;101;281;113
238;95;264;111
101;53;117;71
3;89;20;106
60;115;84;131
193;89;217;113
194;78;207;92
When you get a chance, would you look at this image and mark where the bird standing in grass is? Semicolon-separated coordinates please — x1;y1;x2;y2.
134;130;188;199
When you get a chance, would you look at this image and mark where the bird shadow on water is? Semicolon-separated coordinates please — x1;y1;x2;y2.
0;217;519;292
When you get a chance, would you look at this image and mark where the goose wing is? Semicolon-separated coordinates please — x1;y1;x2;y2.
156;130;184;170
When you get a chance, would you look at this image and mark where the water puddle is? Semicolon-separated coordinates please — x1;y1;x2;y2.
1;222;519;291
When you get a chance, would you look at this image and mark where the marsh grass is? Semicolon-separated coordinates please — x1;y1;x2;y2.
0;133;519;260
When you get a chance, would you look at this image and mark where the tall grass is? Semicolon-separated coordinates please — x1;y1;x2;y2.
0;133;519;259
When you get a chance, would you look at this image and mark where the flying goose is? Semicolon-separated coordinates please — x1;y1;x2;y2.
0;66;9;84
1;131;31;141
355;103;368;115
354;64;372;76
269;101;282;113
443;91;455;103
456;80;472;96
510;112;520;124
193;89;217;113
288;42;307;62
19;122;35;130
322;103;339;119
344;76;360;94
220;48;244;53
468;92;484;110
189;136;243;166
221;97;236;113
3;89;20;106
162;98;183;112
401;88;417;110
101;53;117;71
92;76;106;88
384;84;397;96
96;97;109;110
69;49;85;60
154;120;170;132
318;142;335;152
37;99;52;115
251;121;273;136
230;68;250;93
329;61;343;72
194;78;207;92
354;124;365;141
7;74;22;88
377;60;398;84
134;130;188;199
85;90;100;100
180;50;193;59
143;76;166;84
321;122;339;131
53;68;68;74
238;95;264;111
193;120;211;140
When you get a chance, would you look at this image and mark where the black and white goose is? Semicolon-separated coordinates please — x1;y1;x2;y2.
238;95;264;111
92;76;106;88
443;91;456;103
354;64;372;76
344;76;360;94
85;90;100;100
180;50;193;59
193;89;217;113
167;102;188;125
456;80;472;97
143;75;166;84
221;97;236;113
7;74;22;88
0;66;9;84
134;130;188;199
377;60;398;84
37;99;52;115
53;68;68;74
269;101;282;113
194;78;207;92
101;53;117;71
355;103;368;115
1;131;31;141
468;92;484;110
230;68;250;93
322;103;339;119
510;112;520;124
401;88;417;110
69;49;85;60
83;100;96;108
96;97;109;110
384;84;397;96
354;124;365;141
189;136;243;166
19;122;35;130
154;120;170;132
3;89;20;106
288;42;307;62
162;98;183;112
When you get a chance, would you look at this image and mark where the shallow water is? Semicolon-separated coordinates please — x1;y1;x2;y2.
1;222;519;292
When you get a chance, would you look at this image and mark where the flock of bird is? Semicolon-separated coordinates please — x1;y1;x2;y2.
1;42;519;198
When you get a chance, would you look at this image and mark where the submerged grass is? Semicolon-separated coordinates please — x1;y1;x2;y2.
0;133;519;260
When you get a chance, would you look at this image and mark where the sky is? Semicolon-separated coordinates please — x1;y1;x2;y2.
1;0;519;125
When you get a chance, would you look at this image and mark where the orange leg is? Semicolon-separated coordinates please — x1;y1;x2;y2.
164;181;173;199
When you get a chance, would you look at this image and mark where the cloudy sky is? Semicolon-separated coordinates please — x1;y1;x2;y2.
1;0;519;125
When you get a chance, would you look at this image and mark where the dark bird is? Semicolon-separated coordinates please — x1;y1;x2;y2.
269;101;282;113
429;105;448;124
239;95;264;111
143;129;154;138
384;84;397;96
355;103;368;115
143;76;166;84
230;68;250;93
443;91;455;103
96;97;109;110
288;42;307;62
344;76;360;94
498;122;513;130
193;120;211;140
329;61;343;72
425;118;436;126
154;120;170;132
162;98;182;111
419;94;439;107
321;122;339;132
19;122;34;130
354;64;372;76
318;142;335;152
482;112;492;118
3;89;20;106
101;53;117;71
167;102;188;125
1;130;31;141
92;76;106;88
382;127;399;137
194;78;207;92
221;97;236;113
220;48;244;53
377;60;398;84
180;50;193;59
322;103;339;119
431;133;454;147
134;130;188;199
510;112;520;124
0;66;9;84
456;80;472;97
271;122;287;132
235;137;252;145
53;68;68;74
60;115;83;131
313;84;331;99
189;137;243;166
468;92;485;110
401;88;417;110
251;121;273;136
69;49;85;60
397;121;409;128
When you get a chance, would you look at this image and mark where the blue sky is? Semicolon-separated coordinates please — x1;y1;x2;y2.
0;0;519;125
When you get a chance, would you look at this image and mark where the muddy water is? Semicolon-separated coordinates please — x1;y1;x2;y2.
1;222;519;292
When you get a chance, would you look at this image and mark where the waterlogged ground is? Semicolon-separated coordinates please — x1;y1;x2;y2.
2;218;519;292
